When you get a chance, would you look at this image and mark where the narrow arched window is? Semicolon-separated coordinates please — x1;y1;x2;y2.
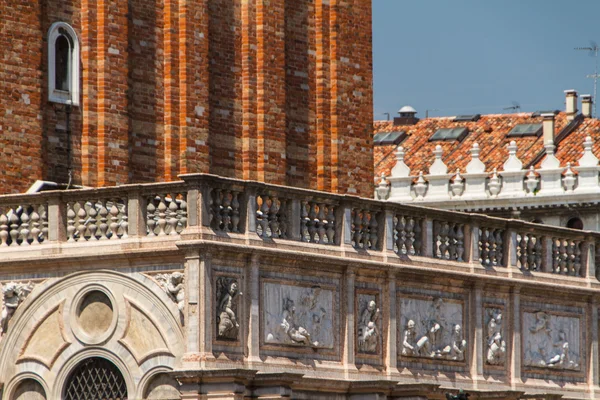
48;22;80;106
567;217;584;230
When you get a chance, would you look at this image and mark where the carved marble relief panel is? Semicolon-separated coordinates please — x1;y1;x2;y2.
523;311;581;371
215;276;241;342
263;282;334;349
485;306;506;366
400;296;466;361
356;292;381;355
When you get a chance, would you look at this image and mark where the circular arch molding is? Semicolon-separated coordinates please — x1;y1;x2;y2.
136;365;175;400
69;284;119;345
4;372;50;400
52;348;135;400
0;269;185;398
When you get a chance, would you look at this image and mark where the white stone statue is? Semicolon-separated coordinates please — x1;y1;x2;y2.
154;272;185;312
216;278;241;340
357;299;380;353
280;298;318;346
447;324;467;360
0;281;34;336
486;308;506;365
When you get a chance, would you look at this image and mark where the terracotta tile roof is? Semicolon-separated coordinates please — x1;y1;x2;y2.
372;112;600;178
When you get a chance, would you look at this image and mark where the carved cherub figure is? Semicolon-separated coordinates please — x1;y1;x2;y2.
281;298;317;346
546;330;569;368
486;309;506;365
358;300;380;353
217;280;241;340
0;281;34;336
154;272;185;313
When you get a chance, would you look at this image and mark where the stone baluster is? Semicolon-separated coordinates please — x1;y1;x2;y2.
413;218;422;255
76;203;87;241
146;200;157;236
179;198;187;234
230;193;240;233
157;196;168;236
20;209;30;246
316;204;326;243
30;208;40;245
0;214;9;246
211;189;223;231
326;205;335;245
300;201;309;241
87;202;98;240
98;201;109;240
268;196;280;238
66;205;77;243
168;198;179;236
9;210;20;246
222;192;232;232
107;202;119;239
307;202;317;242
40;205;49;242
369;211;379;250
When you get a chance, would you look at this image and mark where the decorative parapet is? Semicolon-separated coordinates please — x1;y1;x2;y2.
0;174;598;280
387;137;600;205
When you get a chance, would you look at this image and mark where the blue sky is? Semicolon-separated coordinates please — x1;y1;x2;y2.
373;0;600;119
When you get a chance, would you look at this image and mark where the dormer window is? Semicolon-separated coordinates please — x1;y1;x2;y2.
48;22;80;106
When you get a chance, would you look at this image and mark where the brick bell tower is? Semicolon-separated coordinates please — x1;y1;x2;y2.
1;0;373;197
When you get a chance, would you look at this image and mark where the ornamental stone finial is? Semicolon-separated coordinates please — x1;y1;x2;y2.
541;140;560;169
414;172;428;200
429;145;448;175
466;143;486;174
391;146;411;177
503;141;522;171
488;168;501;197
579;136;599;167
525;166;539;195
450;169;464;197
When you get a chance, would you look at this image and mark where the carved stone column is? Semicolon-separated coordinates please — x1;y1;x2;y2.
422;218;434;258
199;250;214;362
185;249;201;357
247;253;261;364
470;283;484;379
584;236;596;280
508;286;521;387
385;269;399;376
588;298;599;392
343;267;356;372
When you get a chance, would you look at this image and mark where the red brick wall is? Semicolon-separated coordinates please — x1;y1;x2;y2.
0;0;374;196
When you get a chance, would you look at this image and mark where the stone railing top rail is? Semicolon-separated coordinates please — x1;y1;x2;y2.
0;173;598;281
0;173;595;241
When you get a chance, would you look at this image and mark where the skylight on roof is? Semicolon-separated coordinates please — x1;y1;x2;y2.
507;123;542;137
429;127;468;142
454;114;481;122
373;131;407;146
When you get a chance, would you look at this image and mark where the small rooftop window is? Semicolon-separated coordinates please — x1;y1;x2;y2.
373;131;406;146
453;114;481;122
429;127;468;142
506;123;542;137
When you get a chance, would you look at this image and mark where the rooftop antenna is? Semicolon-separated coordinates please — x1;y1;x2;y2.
503;101;521;113
575;41;599;117
382;112;391;121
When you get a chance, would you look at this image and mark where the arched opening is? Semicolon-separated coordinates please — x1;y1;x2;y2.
530;218;544;225
567;217;584;230
54;34;71;91
63;357;127;400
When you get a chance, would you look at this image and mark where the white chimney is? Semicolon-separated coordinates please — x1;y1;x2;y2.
582;94;593;118
565;89;578;121
542;113;555;144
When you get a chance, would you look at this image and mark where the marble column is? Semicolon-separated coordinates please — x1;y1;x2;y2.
247;253;261;363
508;286;521;387
385;269;399;376
199;251;214;362
343;267;357;373
470;283;484;379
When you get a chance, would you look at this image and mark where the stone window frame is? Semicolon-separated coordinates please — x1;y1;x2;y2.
47;22;80;106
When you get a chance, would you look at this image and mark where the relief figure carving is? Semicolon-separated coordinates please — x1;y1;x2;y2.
264;283;334;348
154;272;185;312
401;296;466;360
0;281;34;336
524;311;580;370
216;278;241;340
357;297;380;353
486;308;506;365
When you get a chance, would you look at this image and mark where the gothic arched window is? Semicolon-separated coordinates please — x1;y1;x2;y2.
48;22;80;106
63;357;128;400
